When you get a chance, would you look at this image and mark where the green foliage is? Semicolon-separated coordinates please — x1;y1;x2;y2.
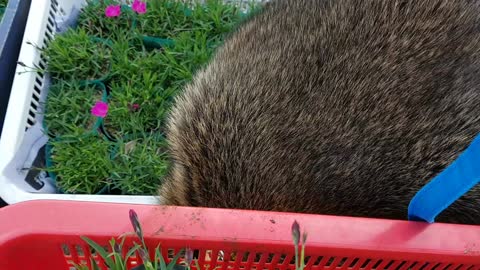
44;28;112;81
77;0;136;40
49;135;115;194
103;76;169;138
43;81;105;137
43;0;263;195
78;0;245;40
76;211;306;270
110;134;170;195
75;209;194;270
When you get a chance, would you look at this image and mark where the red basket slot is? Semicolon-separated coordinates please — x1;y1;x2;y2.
0;200;479;270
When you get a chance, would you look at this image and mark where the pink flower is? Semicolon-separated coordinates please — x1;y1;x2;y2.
105;5;121;17
91;101;109;118
128;103;140;112
132;0;147;14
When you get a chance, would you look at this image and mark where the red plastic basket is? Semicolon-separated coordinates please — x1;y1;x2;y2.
0;200;479;270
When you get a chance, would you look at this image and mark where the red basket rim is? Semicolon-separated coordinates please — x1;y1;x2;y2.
0;200;479;265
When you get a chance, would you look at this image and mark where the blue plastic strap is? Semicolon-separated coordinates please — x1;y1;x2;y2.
408;134;480;223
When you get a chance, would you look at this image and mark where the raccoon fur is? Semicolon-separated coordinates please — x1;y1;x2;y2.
159;0;480;225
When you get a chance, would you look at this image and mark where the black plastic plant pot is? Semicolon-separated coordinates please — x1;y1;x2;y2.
99;123;117;142
0;0;31;139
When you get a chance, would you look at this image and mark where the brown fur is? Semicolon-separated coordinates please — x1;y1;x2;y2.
159;0;480;225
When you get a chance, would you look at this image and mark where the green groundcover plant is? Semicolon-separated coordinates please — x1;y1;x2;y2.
103;73;168;138
109;134;170;195
44;80;107;137
44;28;113;81
76;210;308;270
49;134;115;194
43;0;260;195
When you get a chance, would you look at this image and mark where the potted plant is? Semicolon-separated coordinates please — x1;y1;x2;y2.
43;80;108;137
102;73;169;140
44;28;113;82
47;133;115;194
109;133;170;195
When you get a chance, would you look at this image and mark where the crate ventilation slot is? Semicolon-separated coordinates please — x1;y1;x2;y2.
25;0;58;129
60;243;476;270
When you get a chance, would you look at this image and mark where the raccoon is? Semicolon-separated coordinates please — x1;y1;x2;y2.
159;0;480;225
